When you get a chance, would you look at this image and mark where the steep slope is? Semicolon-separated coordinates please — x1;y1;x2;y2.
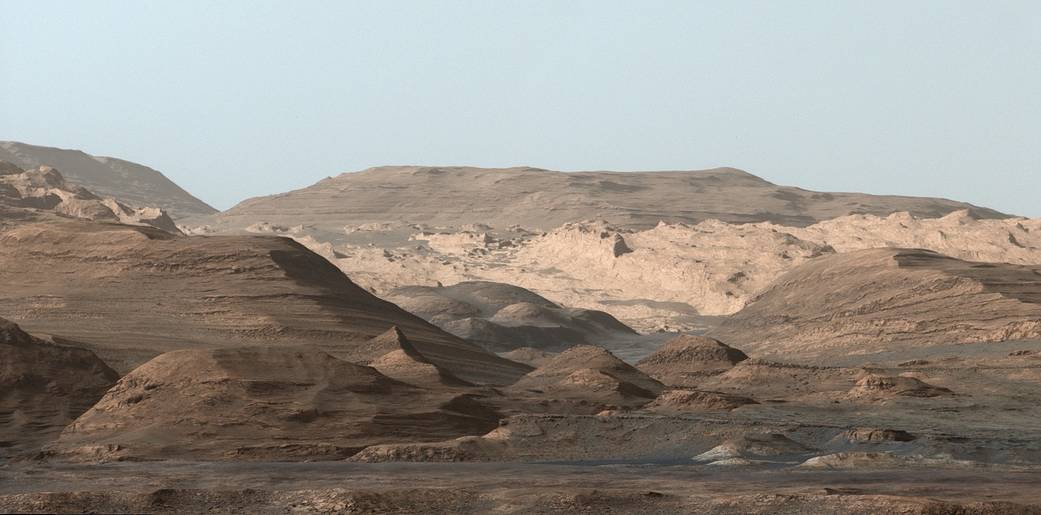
209;165;1006;232
385;281;636;351
54;347;500;461
0;141;216;218
0;219;529;384
0;317;118;457
366;327;473;387
711;248;1041;359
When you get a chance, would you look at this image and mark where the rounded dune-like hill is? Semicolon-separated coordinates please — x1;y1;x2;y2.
55;347;501;461
637;335;749;387
712;248;1041;359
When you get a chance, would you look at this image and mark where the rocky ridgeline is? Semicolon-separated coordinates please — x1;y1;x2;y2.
0;162;181;233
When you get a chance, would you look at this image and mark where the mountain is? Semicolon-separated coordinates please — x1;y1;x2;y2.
0;141;216;218
711;248;1041;359
207;165;1008;232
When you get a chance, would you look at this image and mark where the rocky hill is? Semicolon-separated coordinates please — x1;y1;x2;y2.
54;347;500;461
636;335;749;387
0;162;180;233
0;218;529;384
711;248;1041;358
384;281;637;352
0;142;216;218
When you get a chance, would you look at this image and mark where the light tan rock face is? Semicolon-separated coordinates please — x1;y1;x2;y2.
209;165;1005;231
189;165;1014;332
270;210;1041;333
0;218;530;385
0;142;216;218
0;317;118;457
711;248;1041;358
54;347;501;461
282;220;835;332
0;163;181;233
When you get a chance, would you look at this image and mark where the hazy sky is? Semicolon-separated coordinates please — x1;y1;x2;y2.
2;1;1039;214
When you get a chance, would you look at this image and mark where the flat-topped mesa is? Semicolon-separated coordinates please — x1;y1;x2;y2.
711;248;1041;358
0;163;181;234
211;165;1008;233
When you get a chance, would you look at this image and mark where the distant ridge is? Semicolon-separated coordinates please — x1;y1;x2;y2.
0;141;216;218
209;165;1009;232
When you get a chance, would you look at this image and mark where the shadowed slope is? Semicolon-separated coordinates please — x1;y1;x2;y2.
0;317;118;457
0;219;529;384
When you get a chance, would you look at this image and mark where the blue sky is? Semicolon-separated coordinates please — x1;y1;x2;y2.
2;1;1039;214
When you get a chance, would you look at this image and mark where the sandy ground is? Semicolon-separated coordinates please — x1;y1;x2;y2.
3;461;1041;513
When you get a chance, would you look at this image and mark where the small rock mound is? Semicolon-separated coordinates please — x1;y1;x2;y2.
848;374;954;399
798;452;977;470
637;335;749;386
513;345;663;399
799;452;908;470
644;389;758;413
693;433;813;463
841;428;916;443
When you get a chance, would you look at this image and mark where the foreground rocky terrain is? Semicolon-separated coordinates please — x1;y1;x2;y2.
3;462;1039;514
